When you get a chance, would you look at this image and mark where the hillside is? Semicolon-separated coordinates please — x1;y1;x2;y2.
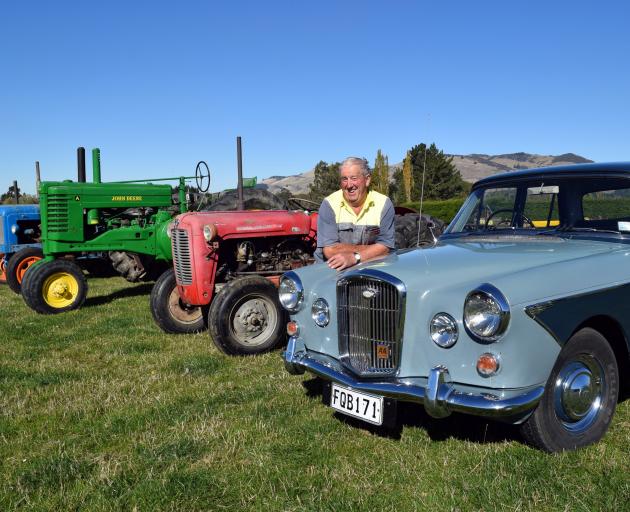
259;152;593;195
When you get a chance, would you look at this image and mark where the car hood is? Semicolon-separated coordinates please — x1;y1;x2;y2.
332;235;630;306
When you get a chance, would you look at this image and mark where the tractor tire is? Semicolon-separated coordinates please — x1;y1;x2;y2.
208;276;287;356
206;188;287;211
109;252;166;282
150;269;208;334
6;247;44;294
394;213;445;249
22;259;87;314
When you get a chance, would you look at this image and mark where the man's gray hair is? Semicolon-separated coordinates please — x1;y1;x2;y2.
340;156;371;177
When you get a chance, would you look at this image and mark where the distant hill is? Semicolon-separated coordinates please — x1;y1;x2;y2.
258;152;593;195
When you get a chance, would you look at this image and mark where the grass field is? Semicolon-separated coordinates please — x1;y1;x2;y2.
1;277;628;511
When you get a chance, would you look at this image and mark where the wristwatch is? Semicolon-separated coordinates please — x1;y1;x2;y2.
353;252;361;264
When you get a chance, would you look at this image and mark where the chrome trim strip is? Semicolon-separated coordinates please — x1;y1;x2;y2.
283;338;544;420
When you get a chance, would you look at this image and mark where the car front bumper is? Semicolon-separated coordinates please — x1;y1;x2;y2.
283;336;545;422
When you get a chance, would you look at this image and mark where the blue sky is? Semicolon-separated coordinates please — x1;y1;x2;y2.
2;1;629;195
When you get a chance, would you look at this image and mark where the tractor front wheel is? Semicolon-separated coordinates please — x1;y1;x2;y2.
208;276;287;356
6;247;44;294
150;269;208;334
22;259;87;314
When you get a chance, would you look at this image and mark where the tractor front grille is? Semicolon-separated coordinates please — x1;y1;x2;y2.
337;271;406;377
46;195;69;233
172;228;193;285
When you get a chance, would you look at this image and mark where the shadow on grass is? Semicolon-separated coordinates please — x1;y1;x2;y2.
83;283;153;308
302;377;521;447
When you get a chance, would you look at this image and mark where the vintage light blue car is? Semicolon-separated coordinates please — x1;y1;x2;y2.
280;163;630;452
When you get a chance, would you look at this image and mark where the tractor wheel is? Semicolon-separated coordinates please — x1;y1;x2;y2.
208;276;287;355
150;269;208;334
22;259;87;314
0;255;7;283
6;247;44;294
394;213;445;249
205;189;287;211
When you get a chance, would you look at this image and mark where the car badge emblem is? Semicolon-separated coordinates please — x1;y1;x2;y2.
362;288;377;299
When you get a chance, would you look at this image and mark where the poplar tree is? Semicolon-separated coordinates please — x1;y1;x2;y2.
402;151;413;203
372;149;390;196
308;161;341;202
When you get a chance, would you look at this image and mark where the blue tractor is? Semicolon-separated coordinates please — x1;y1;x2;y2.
0;204;43;293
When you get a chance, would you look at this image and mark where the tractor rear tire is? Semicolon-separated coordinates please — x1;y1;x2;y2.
22;259;87;314
150;269;208;334
208;276;287;356
6;247;44;294
394;213;445;249
206;189;287;211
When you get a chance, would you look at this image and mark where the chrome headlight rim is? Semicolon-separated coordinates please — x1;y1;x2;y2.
463;283;510;343
311;298;330;327
279;271;304;312
430;312;459;348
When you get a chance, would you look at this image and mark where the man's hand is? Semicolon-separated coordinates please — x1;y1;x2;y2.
326;251;357;270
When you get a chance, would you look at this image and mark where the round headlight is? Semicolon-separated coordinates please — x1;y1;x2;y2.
464;283;510;342
311;298;330;327
203;224;217;242
10;224;18;234
278;271;304;312
430;313;458;348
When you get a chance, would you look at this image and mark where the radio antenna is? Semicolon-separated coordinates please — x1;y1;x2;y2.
416;114;430;246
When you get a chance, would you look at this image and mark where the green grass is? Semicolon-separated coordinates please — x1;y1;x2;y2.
0;277;628;511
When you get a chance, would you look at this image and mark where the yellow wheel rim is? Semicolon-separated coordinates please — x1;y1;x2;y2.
42;272;80;308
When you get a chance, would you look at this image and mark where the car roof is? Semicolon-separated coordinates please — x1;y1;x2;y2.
473;162;630;189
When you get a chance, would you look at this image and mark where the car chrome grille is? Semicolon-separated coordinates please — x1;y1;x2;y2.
337;271;406;376
172;228;193;285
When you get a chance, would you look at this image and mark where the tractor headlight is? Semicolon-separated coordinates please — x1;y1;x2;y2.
311;298;330;327
279;271;304;312
166;221;175;238
203;224;217;242
463;283;510;342
10;224;18;234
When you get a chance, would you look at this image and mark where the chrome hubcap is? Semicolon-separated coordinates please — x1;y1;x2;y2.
553;355;605;433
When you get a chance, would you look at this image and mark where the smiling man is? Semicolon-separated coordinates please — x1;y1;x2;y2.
316;157;395;270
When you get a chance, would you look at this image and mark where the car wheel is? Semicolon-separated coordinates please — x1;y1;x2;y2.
520;327;619;452
208;276;287;355
6;247;44;294
150;269;208;334
22;259;88;314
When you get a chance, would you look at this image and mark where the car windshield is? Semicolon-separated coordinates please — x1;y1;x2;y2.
445;175;630;237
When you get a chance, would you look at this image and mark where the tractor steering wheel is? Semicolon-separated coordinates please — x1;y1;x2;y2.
195;161;211;192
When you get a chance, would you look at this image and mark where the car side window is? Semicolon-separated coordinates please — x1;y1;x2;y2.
582;187;630;231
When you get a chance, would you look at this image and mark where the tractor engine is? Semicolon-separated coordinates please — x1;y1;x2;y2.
232;238;314;274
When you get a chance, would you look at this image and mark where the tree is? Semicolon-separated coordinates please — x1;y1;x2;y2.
402;151;413;203
308;161;340;202
371;149;389;196
1;183;20;203
394;143;465;202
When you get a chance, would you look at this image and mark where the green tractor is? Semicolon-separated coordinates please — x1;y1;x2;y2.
21;147;210;315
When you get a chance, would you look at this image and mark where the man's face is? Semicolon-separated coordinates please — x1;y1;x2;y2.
340;163;370;208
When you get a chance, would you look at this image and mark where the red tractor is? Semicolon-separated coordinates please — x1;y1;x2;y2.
150;199;318;355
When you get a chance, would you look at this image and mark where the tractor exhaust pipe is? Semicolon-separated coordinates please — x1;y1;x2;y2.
237;136;244;211
77;147;86;183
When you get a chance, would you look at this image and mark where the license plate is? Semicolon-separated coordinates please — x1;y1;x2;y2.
330;384;383;425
